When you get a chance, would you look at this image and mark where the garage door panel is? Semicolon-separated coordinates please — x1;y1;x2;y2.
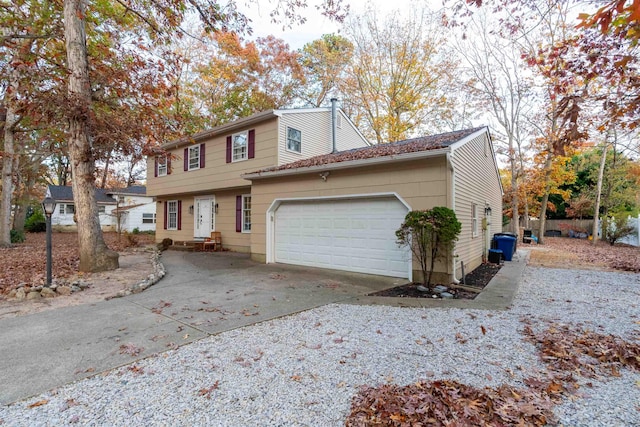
274;198;409;278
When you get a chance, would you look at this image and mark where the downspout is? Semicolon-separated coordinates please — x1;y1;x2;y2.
447;152;461;285
331;98;337;153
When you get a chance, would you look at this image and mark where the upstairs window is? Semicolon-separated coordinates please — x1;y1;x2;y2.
188;145;200;170
157;156;168;176
233;131;248;162
98;206;106;214
183;144;205;171
287;127;301;153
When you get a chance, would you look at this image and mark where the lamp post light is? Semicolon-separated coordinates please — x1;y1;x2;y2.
42;197;56;287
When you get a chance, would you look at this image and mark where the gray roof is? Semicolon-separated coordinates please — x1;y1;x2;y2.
107;186;147;196
252;127;486;174
47;185;116;204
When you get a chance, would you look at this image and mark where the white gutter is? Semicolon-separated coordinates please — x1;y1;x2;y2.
243;146;451;180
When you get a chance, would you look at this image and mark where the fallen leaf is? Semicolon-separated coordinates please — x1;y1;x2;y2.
481;325;487;335
27;400;48;408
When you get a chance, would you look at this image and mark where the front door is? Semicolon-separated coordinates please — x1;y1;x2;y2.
194;197;215;239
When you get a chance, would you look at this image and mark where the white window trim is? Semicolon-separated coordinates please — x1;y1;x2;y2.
157;155;168;176
98;205;106;214
241;194;251;233
232;131;248;162
142;213;156;224
60;203;75;215
286;126;302;154
167;200;178;230
188;145;201;171
472;203;478;238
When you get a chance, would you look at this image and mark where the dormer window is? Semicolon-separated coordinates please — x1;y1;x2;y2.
233;131;248;162
287;127;301;153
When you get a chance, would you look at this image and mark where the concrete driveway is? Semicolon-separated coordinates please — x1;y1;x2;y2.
0;251;404;405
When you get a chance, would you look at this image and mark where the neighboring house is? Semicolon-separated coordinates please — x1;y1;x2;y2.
147;104;503;283
46;185;156;233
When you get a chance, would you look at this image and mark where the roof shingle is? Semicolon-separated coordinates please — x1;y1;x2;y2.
254;127;485;174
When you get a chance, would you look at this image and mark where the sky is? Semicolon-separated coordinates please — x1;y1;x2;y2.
239;0;444;50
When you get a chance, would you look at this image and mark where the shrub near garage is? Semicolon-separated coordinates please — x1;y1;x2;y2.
396;207;461;288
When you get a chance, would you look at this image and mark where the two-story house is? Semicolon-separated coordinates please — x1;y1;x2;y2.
148;103;503;283
146;103;370;253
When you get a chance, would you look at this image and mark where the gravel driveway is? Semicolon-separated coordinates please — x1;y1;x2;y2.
1;265;638;426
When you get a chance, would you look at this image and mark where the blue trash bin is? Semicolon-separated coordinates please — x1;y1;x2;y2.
493;235;517;261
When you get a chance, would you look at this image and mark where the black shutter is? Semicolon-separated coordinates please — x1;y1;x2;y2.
154;158;158;177
226;136;232;163
200;143;205;168
248;129;255;159
236;196;242;232
183;148;188;171
163;202;167;230
177;200;182;230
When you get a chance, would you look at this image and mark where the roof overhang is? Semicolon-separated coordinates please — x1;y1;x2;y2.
243;146;452;180
160;110;277;150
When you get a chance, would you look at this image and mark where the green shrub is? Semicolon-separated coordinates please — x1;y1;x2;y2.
25;210;46;232
10;229;25;243
396;207;461;287
132;227;140;234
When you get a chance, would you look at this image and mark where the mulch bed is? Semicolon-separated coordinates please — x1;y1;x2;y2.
369;262;502;300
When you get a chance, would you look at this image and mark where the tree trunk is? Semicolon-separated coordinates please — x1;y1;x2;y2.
64;0;118;272
510;141;519;236
537;151;554;245
0;94;18;247
592;143;608;244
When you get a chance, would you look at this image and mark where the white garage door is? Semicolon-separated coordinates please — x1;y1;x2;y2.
274;197;409;278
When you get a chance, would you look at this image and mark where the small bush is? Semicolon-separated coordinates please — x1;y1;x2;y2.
602;214;636;246
25;210;46;232
132;227;140;235
160;238;173;251
10;229;25;243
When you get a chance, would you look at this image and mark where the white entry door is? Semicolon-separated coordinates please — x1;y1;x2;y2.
194;197;215;238
274;197;410;278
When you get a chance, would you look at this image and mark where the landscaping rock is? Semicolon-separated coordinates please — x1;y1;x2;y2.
40;288;56;298
14;288;26;300
26;291;41;300
440;292;454;299
433;285;448;293
70;285;81;293
56;286;72;296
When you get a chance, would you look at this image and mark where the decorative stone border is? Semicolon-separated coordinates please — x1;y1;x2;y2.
110;250;166;298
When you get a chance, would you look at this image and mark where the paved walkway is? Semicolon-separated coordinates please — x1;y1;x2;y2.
0;250;526;405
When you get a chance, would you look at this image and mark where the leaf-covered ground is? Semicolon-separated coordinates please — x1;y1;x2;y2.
346;321;640;426
0;232;155;295
527;236;640;272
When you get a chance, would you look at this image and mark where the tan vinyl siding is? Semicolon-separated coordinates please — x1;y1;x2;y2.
277;110;369;166
249;157;449;264
146;119;278;197
334;110;370;150
155;188;251;252
278;111;332;165
452;133;503;276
